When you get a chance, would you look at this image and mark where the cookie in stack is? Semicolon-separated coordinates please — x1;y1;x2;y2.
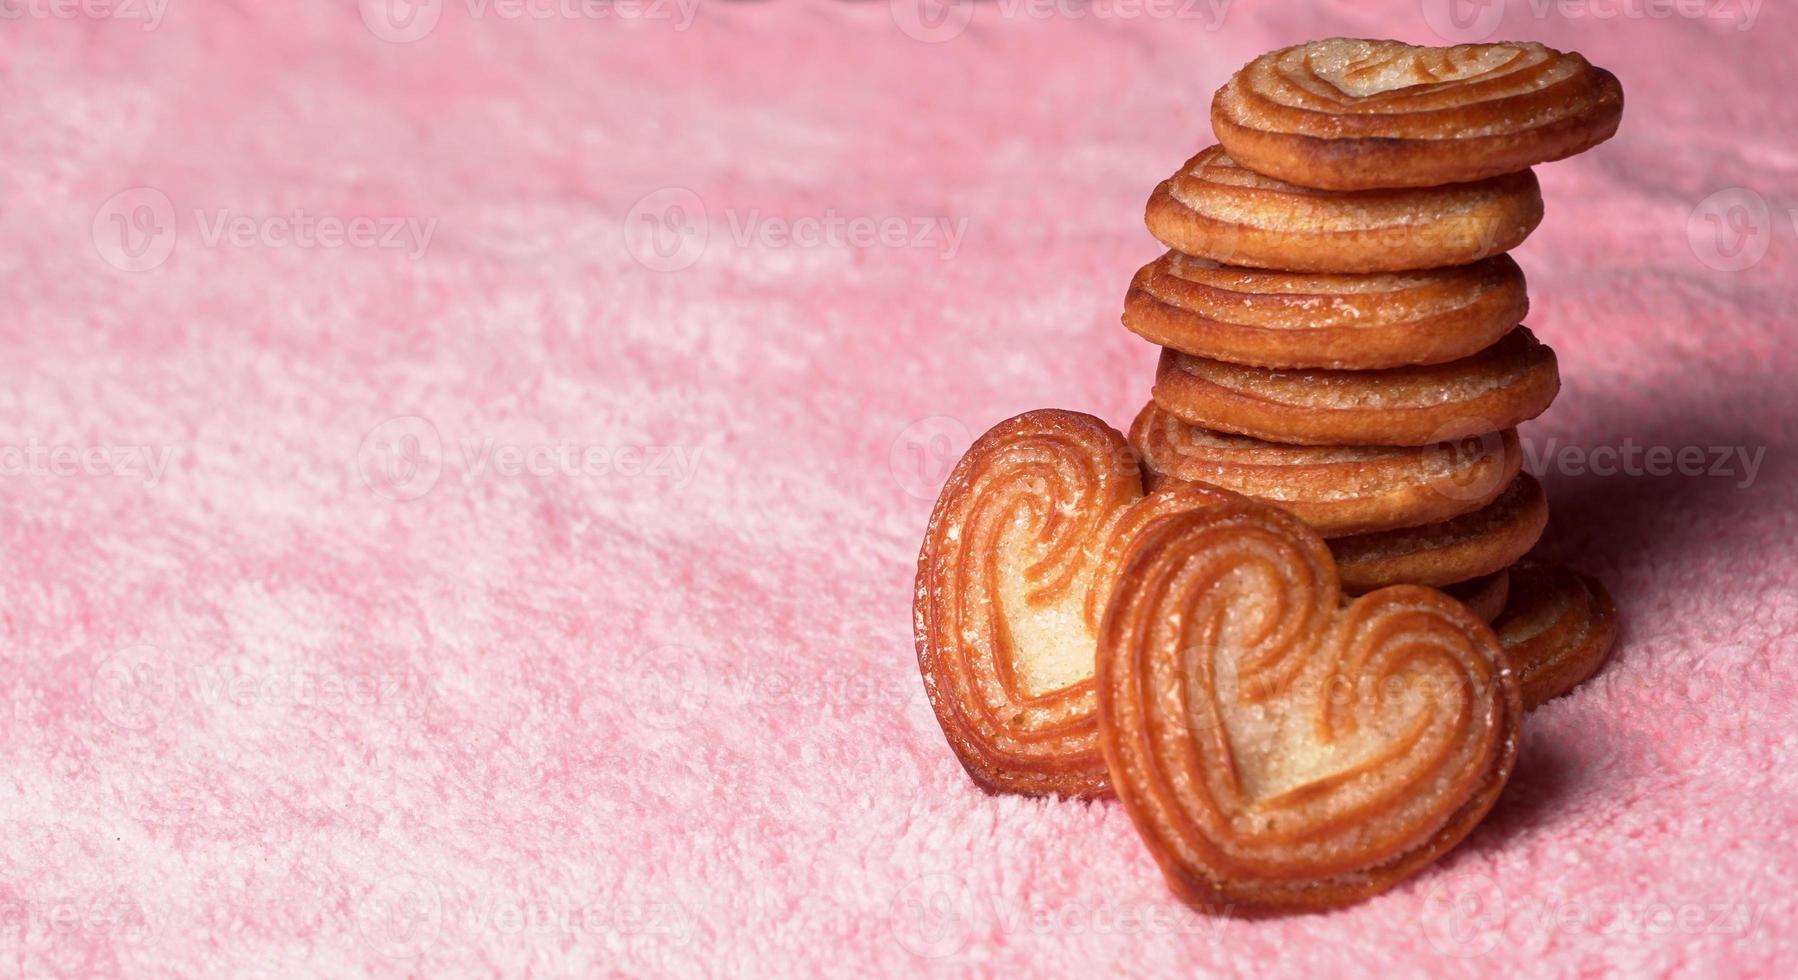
1123;38;1621;709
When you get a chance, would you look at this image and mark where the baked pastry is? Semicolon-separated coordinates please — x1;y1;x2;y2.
1145;146;1542;273
1442;570;1510;624
1493;560;1619;710
1331;474;1546;592
1130;401;1520;537
1152;327;1558;447
1212;39;1624;190
1095;502;1521;912
1123;252;1528;370
913;409;1239;797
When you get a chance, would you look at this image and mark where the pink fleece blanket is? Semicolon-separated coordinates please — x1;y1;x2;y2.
2;1;1794;976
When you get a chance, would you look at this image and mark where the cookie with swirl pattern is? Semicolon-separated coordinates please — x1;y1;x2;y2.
1493;560;1619;711
1124;252;1528;370
913;409;1242;797
1151;327;1559;447
1439;570;1510;625
1130;401;1519;537
1213;38;1623;190
1146;146;1542;274
1096;501;1521;912
1332;474;1546;594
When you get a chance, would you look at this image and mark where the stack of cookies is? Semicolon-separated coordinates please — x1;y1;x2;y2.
1123;38;1621;709
911;39;1629;915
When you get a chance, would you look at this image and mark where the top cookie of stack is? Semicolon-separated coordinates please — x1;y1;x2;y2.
1124;39;1621;668
1128;37;1621;373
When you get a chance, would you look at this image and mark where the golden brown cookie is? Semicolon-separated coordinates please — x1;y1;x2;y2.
1331;474;1547;592
1442;570;1510;624
1123;252;1528;370
1151;327;1559;447
1130;401;1520;537
1493;560;1619;710
1096;501;1521;913
1145;146;1542;273
1213;39;1624;190
913;409;1240;797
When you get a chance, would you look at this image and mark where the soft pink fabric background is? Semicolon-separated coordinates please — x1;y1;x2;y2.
1;1;1794;976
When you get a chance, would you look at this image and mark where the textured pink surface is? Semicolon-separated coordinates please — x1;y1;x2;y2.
3;1;1796;976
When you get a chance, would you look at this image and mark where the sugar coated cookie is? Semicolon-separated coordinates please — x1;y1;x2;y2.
1124;252;1528;370
1331;474;1547;593
1096;501;1521;912
1145;146;1542;273
1130;401;1520;537
1151;327;1559;447
913;409;1239;797
1213;39;1623;190
1493;560;1619;710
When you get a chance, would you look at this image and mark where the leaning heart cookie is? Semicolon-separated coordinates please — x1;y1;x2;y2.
1212;39;1623;190
1096;501;1522;912
1145;146;1542;273
913;409;1240;797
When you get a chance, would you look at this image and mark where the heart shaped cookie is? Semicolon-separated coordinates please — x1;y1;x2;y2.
913;409;1240;797
1096;501;1521;912
1213;39;1623;190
